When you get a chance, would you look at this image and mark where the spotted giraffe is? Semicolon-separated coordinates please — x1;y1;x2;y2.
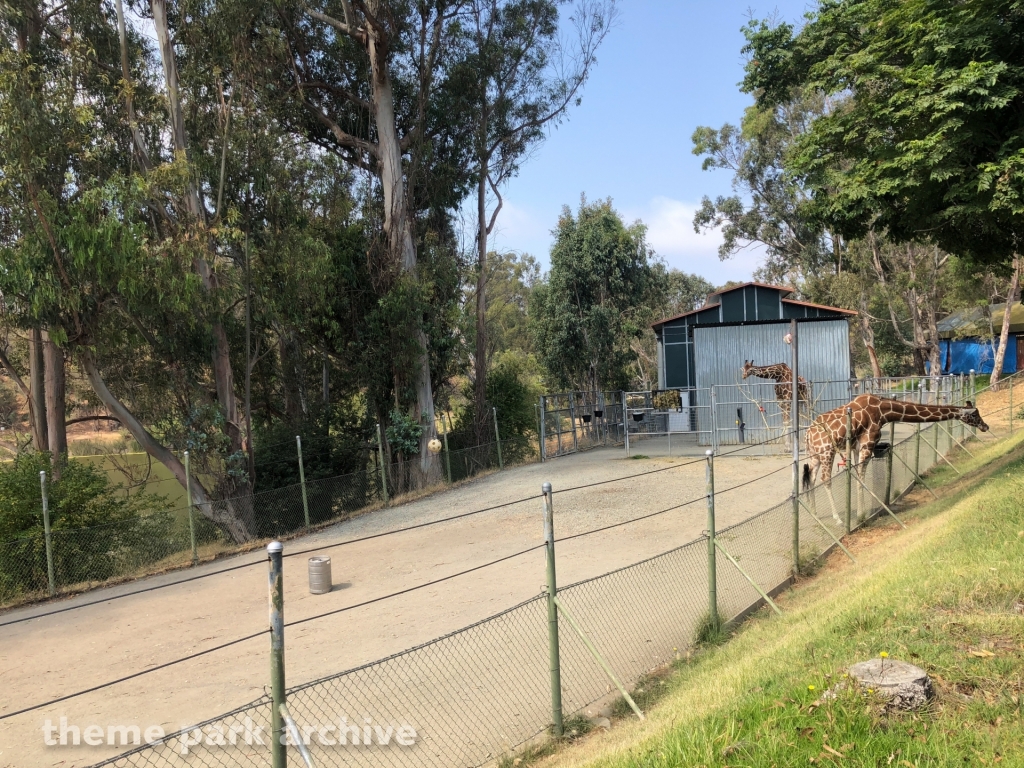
741;360;811;427
802;393;989;523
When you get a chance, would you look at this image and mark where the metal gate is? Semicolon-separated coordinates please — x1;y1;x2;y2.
539;391;624;459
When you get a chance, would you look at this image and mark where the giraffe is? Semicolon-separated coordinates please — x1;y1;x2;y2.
802;393;989;523
741;360;811;429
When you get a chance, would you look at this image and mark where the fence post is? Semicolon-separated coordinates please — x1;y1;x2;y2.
790;319;800;575
39;470;55;597
705;450;717;628
845;407;853;534
296;436;310;528
618;397;626;456
493;407;504;470
568;392;579;454
884;422;895;506
184;450;198;566
542;482;563;738
441;421;452;484
710;386;719;454
1010;375;1014;435
267;541;286;768
376;424;389;507
914;383;923;477
537;402;543;462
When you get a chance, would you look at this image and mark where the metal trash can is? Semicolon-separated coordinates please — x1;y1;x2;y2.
308;556;332;595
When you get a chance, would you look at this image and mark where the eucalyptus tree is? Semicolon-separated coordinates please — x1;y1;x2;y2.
247;0;475;484
532;197;656;392
691;89;835;285
457;0;614;443
0;0;136;477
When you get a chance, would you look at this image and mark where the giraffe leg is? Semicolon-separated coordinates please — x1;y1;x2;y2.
819;450;842;525
804;453;822;519
778;399;794;448
856;440;876;521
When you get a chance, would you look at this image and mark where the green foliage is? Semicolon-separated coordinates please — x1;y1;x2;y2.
742;1;1024;267
693;610;727;647
692;90;835;282
0;453;175;599
486;352;543;440
532;197;657;392
0;453;155;541
386;410;424;458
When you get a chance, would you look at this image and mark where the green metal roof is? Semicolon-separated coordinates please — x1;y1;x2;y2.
937;302;1024;339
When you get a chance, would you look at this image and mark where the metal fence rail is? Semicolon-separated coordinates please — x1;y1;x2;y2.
84;370;997;768
616;374;970;456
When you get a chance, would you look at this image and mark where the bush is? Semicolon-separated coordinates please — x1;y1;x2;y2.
444;352;542;481
0;453;173;601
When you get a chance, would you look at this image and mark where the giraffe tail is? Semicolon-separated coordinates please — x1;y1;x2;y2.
802;463;812;491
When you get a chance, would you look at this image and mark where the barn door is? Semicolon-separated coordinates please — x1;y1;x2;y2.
1016;335;1024;373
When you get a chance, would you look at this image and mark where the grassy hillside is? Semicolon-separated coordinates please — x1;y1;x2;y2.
538;431;1024;767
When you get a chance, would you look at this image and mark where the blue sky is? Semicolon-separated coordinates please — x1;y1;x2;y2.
485;0;812;286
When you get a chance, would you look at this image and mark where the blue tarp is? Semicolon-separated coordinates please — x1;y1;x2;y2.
926;338;1017;375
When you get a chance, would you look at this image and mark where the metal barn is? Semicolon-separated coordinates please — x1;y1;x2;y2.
651;283;854;447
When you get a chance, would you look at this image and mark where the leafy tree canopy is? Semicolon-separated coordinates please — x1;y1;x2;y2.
742;0;1024;265
532;197;657;392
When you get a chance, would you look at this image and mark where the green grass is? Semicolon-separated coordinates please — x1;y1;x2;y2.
544;431;1024;768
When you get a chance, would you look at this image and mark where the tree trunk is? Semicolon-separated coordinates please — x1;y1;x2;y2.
366;15;436;482
29;328;47;451
474;167;489;445
80;350;253;543
322;352;330;405
42;332;67;475
990;257;1019;391
927;305;941;387
151;0;242;455
858;292;882;378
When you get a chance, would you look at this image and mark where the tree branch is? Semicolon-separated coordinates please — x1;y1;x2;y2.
485;173;503;235
65;415;121;427
0;346;29;399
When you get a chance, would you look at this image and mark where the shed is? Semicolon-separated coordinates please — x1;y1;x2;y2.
934;302;1024;375
651;283;855;445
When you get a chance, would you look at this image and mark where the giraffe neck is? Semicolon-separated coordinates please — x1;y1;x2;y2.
749;364;791;383
879;401;963;424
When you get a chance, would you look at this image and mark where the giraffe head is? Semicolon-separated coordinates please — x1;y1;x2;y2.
741;360;754;379
959;401;989;432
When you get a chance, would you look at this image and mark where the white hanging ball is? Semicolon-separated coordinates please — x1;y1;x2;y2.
783;332;793;345
428;437;443;454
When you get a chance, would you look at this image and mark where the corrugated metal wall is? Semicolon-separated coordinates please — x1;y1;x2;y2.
694;320;852;445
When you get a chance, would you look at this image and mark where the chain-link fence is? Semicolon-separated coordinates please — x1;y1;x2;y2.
84;373;1005;768
0;429;539;608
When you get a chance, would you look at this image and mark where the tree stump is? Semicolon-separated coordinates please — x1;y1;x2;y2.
849;658;934;710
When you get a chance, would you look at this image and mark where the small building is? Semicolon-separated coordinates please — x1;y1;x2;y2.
651;283;855;445
935;303;1024;375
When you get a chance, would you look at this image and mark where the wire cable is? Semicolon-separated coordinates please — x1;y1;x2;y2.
0;629;266;721
555;494;705;543
0;428;790;630
0;492;540;628
284;544;544;629
552;428;795;496
0;543;543;720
